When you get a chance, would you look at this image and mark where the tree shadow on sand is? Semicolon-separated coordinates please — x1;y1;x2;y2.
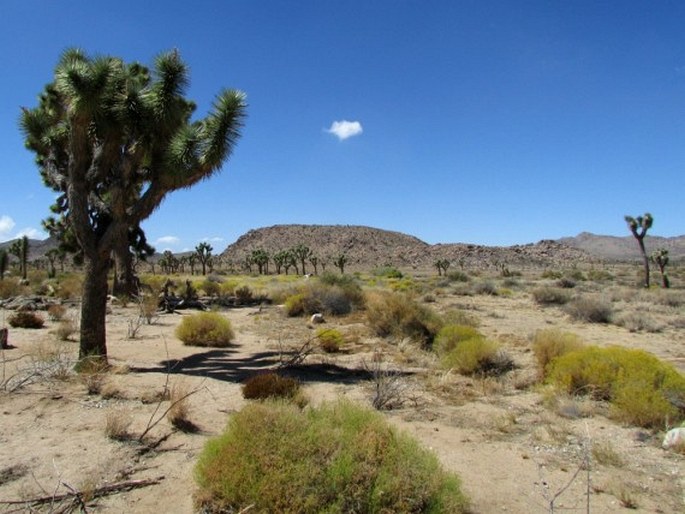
130;347;414;385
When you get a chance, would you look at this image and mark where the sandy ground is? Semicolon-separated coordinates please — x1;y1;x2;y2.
0;285;683;513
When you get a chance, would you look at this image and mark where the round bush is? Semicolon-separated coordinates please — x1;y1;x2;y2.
546;345;685;427
194;400;469;513
8;310;45;329
434;324;481;356
531;329;584;374
442;338;513;376
316;328;345;353
175;312;234;347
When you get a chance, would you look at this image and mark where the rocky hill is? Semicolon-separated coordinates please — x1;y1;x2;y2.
558;232;685;261
220;224;598;271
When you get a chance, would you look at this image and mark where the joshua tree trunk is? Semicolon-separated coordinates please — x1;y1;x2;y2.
637;238;650;289
112;239;138;298
79;256;110;365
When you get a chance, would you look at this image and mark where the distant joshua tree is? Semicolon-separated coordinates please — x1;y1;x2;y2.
624;213;653;288
334;254;348;274
651;248;670;288
196;242;213;276
251;249;270;275
434;259;450;276
292;244;311;275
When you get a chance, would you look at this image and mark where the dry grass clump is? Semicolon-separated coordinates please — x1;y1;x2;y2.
167;381;197;432
316;328;345;353
175;311;234;347
613;311;662;333
194;400;469;513
54;274;83;300
545;345;685;427
0;278;23;299
104;410;132;441
242;372;302;402
565;295;613;323
531;329;584;375
531;286;571;305
365;290;441;347
8;310;45;329
53;318;77;341
592;440;624;467
47;304;67;321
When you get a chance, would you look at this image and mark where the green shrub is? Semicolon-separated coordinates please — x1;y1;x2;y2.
235;285;253;304
434;324;482;357
556;278;576;289
447;270;469;282
541;270;563;280
587;269;614;282
566;295;613;323
242;372;301;401
8;310;45;329
365;290;442;347
194;400;469;513
473;281;497;296
175;312;234;347
200;279;221;297
546;346;685;427
532;286;571;305
316;328;345;353
283;280;363;317
373;266;404;279
441;338;513;376
531;329;584;375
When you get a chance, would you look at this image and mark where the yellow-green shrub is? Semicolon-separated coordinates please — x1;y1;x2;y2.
316;328;345;353
441;338;513;376
546;346;685;427
434;324;482;357
532;329;584;375
175;312;234;347
194;400;469;513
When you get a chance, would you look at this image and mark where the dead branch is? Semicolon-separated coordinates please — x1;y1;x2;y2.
0;476;164;511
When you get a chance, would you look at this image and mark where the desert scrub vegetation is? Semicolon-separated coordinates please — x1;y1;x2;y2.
545;346;685;427
241;372;302;402
175;311;234;347
8;310;45;329
565;295;613;323
194;400;469;513
440;337;514;376
365;290;442;347
316;327;345;353
433;324;482;357
282;274;364;317
531;286;571;305
531;329;584;376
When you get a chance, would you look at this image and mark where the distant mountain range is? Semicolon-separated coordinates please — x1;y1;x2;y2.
558;232;685;261
3;226;682;270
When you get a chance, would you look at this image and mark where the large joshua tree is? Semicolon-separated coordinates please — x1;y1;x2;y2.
624;213;653;288
21;49;246;364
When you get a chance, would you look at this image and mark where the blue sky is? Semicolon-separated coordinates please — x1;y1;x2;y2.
1;1;684;251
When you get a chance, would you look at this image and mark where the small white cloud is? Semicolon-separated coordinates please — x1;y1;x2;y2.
154;235;180;246
16;227;47;240
326;120;363;141
0;215;16;237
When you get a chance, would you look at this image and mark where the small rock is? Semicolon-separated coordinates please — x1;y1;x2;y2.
310;313;325;324
662;427;685;449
